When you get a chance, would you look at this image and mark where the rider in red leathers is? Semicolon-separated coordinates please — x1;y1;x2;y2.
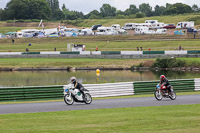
160;75;172;93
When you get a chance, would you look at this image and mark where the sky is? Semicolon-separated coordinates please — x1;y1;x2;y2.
0;0;200;14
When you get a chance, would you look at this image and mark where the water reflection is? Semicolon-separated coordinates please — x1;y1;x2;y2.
0;70;200;87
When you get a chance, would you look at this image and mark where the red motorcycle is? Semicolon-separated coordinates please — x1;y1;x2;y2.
154;84;176;101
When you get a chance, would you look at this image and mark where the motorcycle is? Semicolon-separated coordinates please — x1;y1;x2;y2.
154;84;176;101
63;84;92;105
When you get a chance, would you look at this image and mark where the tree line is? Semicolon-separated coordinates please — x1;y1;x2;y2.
0;0;200;21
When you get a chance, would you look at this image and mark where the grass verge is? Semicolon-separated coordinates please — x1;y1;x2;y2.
0;104;200;133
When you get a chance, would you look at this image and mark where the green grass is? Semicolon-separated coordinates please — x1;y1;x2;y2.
1;58;200;68
0;36;200;52
0;104;200;133
179;58;200;67
0;58;154;68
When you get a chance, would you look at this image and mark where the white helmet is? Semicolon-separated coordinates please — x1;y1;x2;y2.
70;77;76;84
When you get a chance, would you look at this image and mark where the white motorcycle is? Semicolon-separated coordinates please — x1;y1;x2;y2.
63;84;92;105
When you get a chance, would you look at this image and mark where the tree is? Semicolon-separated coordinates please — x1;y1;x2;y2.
100;4;116;17
192;4;199;12
125;4;138;15
154;5;166;16
136;12;145;18
3;0;51;20
62;4;84;20
46;0;63;20
164;3;193;15
85;10;100;19
139;3;152;17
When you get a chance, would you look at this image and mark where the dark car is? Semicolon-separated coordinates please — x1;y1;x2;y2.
91;24;102;31
163;24;176;29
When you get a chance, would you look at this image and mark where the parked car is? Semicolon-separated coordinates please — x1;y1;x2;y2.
91;24;102;31
187;28;197;34
163;24;176;29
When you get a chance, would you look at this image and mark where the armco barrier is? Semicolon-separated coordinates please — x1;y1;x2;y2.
134;79;195;94
188;50;200;54
194;78;200;91
0;79;199;102
84;82;134;98
0;85;63;102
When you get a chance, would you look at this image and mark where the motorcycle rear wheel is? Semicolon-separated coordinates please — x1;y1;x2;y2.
64;94;74;105
154;90;163;101
84;93;92;104
169;91;176;100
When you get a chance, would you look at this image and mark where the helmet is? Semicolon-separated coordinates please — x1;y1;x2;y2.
70;77;76;84
160;75;165;80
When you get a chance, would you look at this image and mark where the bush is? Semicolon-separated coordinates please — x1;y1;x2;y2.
31;19;41;22
136;12;145;18
152;58;186;68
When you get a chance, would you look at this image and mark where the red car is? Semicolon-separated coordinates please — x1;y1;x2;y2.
163;24;176;29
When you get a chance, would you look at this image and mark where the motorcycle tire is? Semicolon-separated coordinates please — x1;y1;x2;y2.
154;90;163;101
84;93;92;104
64;94;74;105
169;91;176;100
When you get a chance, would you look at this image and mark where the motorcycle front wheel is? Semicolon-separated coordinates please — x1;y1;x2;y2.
84;93;92;104
64;94;74;105
154;90;163;101
169;91;176;100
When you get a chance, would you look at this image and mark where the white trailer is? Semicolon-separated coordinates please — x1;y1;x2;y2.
151;22;165;29
155;29;167;34
78;29;94;36
135;27;155;34
96;27;118;35
111;24;121;31
176;21;194;29
145;20;158;24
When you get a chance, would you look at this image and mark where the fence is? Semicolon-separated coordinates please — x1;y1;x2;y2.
0;79;199;102
134;79;195;95
0;50;200;56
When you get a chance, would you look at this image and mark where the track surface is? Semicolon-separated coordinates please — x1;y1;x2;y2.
0;95;200;114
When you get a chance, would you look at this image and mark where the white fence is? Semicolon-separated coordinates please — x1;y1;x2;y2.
84;82;134;97
194;78;200;91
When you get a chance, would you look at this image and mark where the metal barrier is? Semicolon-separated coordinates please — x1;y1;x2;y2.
134;79;195;95
194;78;200;91
0;85;63;102
84;82;134;98
0;79;198;102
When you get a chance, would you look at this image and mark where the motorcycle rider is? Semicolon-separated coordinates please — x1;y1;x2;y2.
70;77;86;100
160;75;172;93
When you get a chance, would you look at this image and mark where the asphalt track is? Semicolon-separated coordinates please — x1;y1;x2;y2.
0;95;200;114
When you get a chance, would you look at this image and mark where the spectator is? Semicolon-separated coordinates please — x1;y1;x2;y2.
96;46;98;51
28;43;32;46
26;48;29;52
148;48;151;51
140;47;143;51
54;48;56;51
12;38;15;44
179;45;182;51
136;47;139;51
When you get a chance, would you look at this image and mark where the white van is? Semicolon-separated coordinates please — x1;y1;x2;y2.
145;20;158;24
123;23;136;30
151;22;165;29
155;29;167;34
96;27;118;35
176;21;194;29
78;29;94;36
135;27;152;34
111;24;121;31
16;32;23;38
